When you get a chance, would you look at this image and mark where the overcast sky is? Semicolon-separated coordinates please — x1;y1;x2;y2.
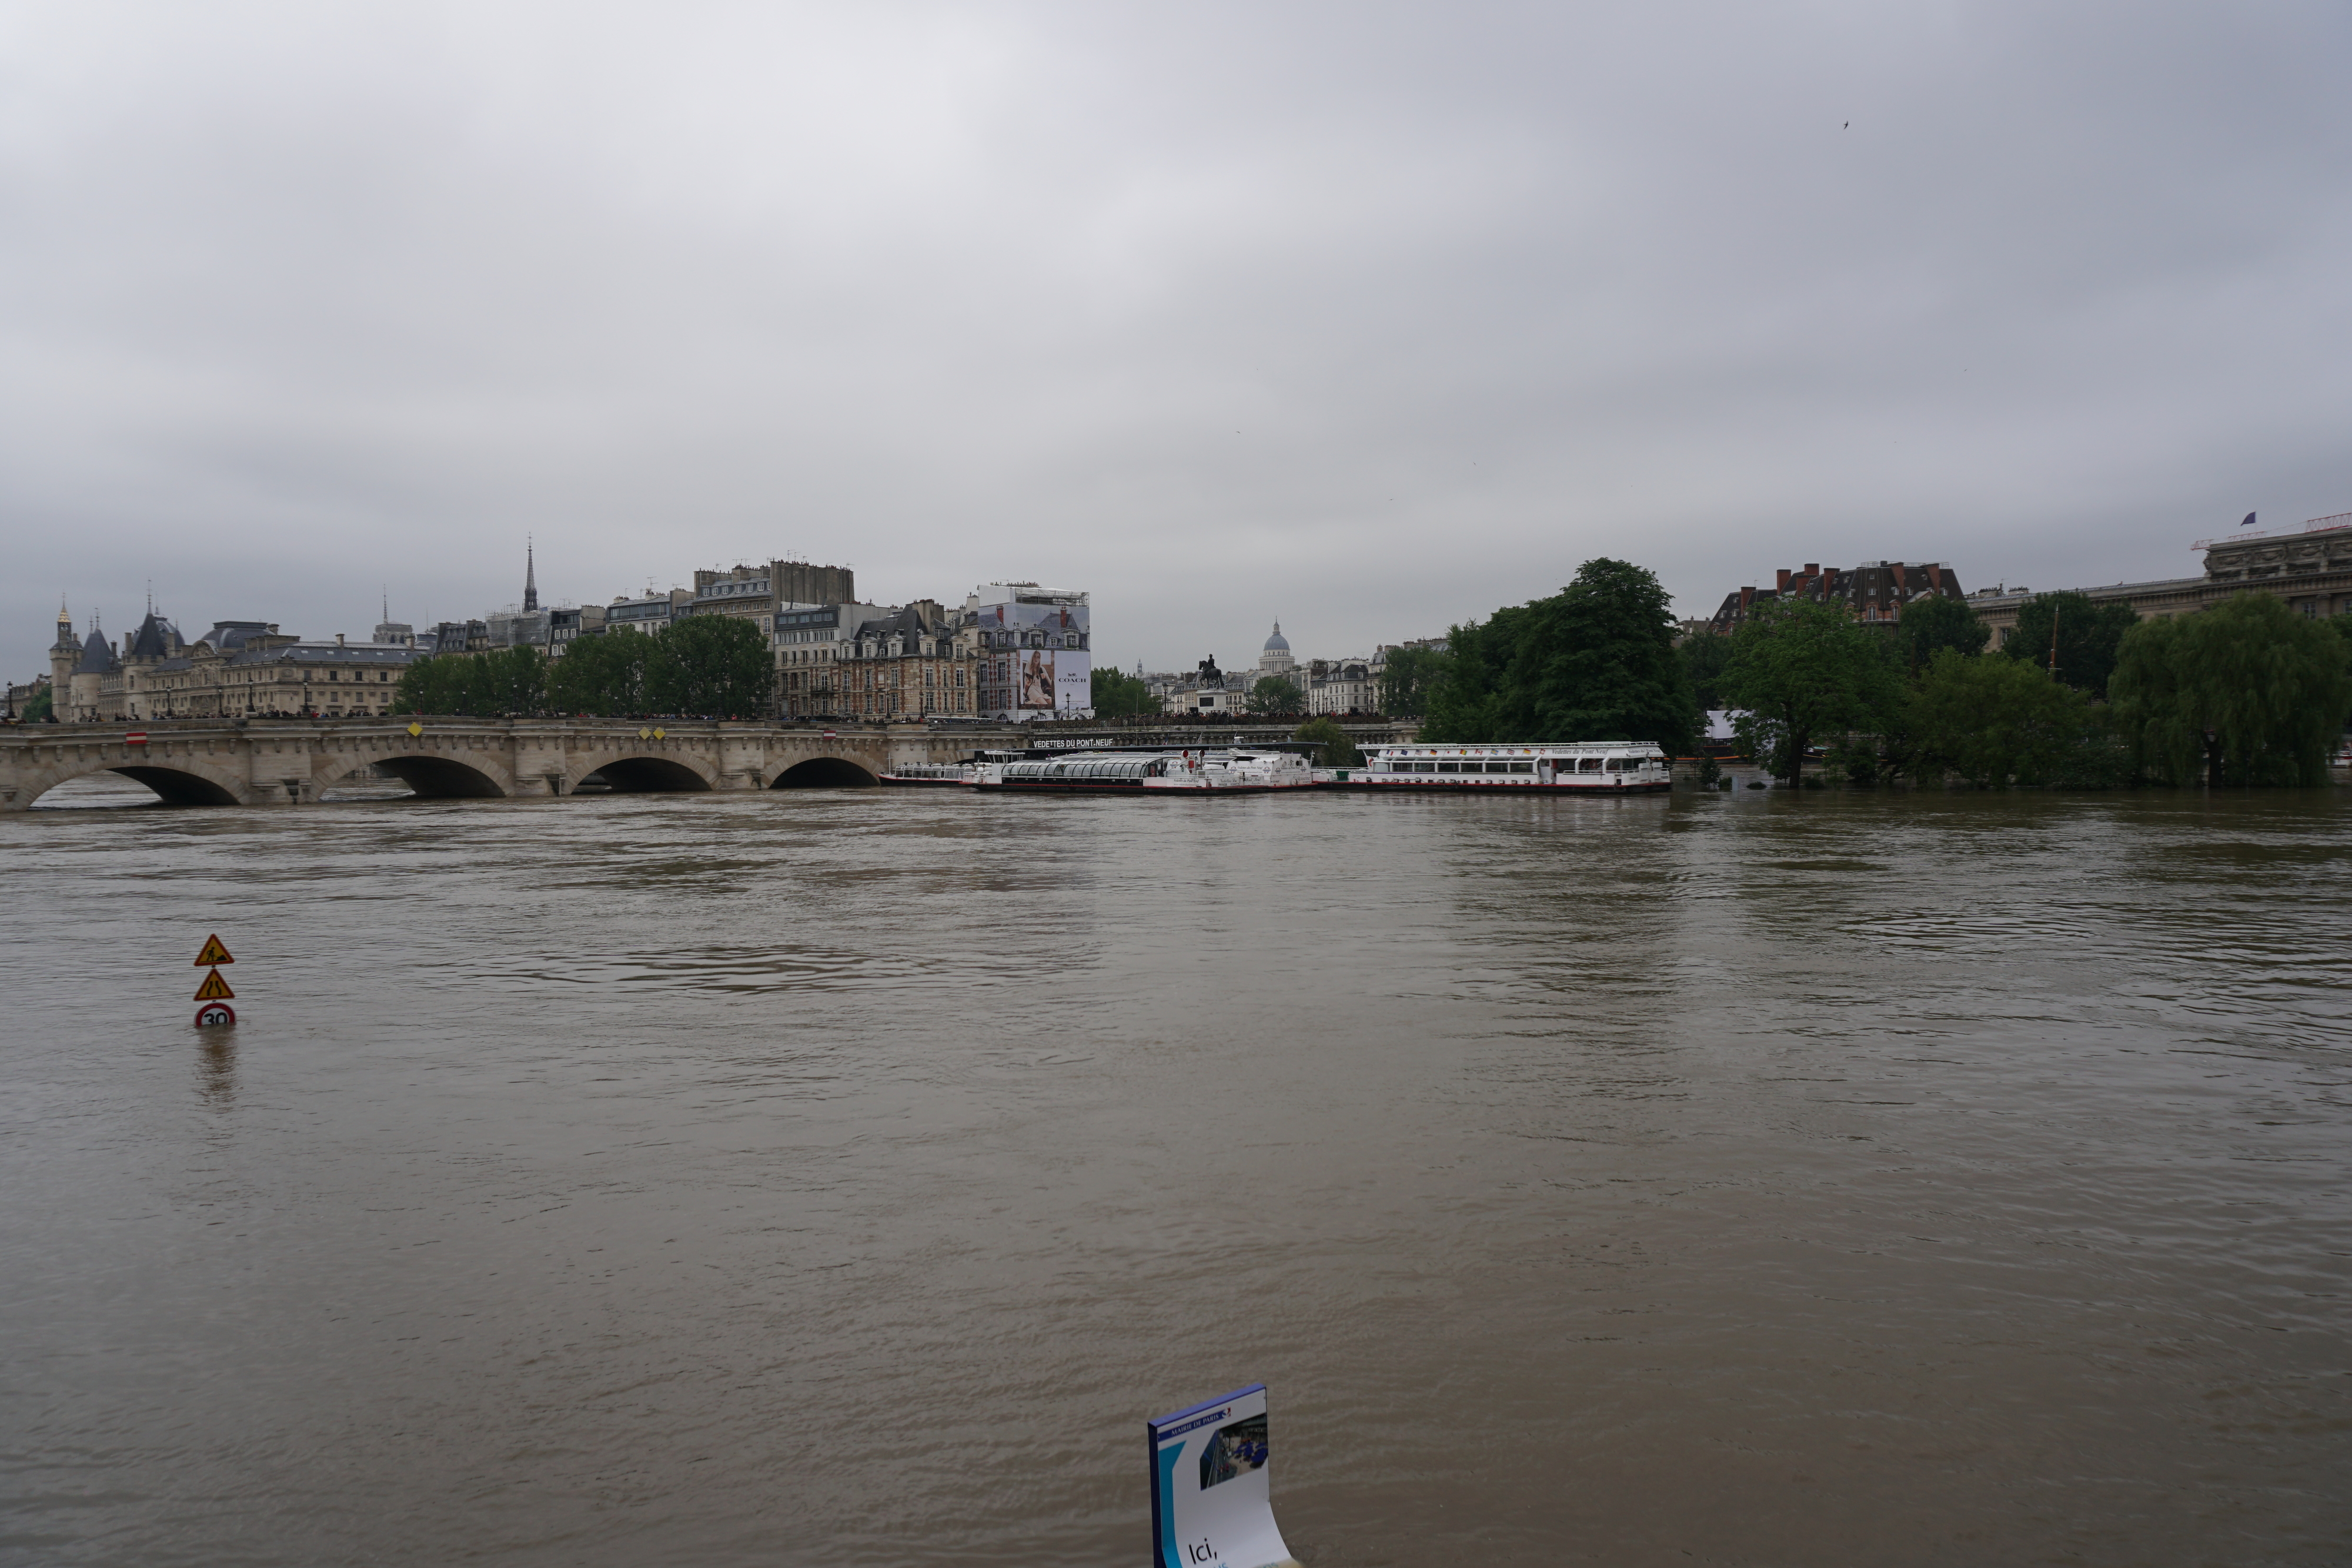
5;1;2348;679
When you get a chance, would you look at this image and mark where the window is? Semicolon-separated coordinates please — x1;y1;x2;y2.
1578;757;1602;773
1436;761;1459;773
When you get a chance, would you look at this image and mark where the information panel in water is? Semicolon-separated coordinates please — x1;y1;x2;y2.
1147;1385;1294;1568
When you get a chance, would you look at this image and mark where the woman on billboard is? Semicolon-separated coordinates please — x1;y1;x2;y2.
1020;650;1055;710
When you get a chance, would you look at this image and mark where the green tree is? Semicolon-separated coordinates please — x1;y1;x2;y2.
1091;667;1154;718
1245;674;1304;715
1719;598;1903;786
549;632;650;716
1999;592;2140;698
394;653;487;714
1292;715;1363;767
1677;631;1731;711
1896;594;1990;675
2109;593;2352;786
395;646;549;714
1375;645;1449;717
1905;647;2116;787
480;644;547;714
649;614;776;717
1418;558;1697;754
19;685;53;723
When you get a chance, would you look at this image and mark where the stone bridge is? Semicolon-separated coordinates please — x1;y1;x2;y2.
0;718;1025;810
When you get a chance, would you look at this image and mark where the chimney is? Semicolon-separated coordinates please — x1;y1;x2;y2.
1804;563;1819;577
1776;569;1791;592
336;633;346;646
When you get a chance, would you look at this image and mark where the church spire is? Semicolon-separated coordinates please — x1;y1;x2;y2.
523;537;539;612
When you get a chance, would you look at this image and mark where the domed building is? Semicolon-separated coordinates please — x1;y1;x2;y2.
1257;622;1295;677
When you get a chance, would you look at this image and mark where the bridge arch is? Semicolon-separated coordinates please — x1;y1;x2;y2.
583;753;715;793
770;755;880;788
112;765;245;805
365;754;510;799
29;761;247;808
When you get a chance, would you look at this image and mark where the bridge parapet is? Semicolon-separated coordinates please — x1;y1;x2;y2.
0;718;1032;810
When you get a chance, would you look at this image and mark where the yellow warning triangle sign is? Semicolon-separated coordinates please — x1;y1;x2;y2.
193;969;236;1002
193;934;234;967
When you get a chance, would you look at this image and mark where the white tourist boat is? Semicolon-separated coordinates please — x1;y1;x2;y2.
877;761;975;787
971;747;1318;795
1342;742;1672;793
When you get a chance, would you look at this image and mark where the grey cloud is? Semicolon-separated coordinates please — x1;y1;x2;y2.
4;1;2347;677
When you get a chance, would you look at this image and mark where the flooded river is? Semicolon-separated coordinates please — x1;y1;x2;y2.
2;780;2348;1566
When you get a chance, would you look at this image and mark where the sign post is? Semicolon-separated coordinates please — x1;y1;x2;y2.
192;933;237;1028
1147;1385;1295;1568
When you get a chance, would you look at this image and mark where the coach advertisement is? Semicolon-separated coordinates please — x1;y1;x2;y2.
976;587;1093;721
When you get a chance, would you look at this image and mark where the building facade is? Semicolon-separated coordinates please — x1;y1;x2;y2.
44;604;418;721
971;584;1091;721
775;601;890;718
1969;513;2352;649
833;602;977;720
1307;657;1375;716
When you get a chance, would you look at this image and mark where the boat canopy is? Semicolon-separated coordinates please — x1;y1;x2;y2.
1000;757;1166;782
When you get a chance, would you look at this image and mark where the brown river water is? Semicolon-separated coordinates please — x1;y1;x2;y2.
2;776;2348;1566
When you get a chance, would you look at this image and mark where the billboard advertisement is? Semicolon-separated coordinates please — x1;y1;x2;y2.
1147;1385;1294;1568
975;586;1091;721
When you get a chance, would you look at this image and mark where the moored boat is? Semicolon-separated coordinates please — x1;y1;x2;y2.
877;762;975;786
1339;741;1671;793
972;746;1318;794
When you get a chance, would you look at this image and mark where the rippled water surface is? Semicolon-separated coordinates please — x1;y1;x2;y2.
4;781;2349;1566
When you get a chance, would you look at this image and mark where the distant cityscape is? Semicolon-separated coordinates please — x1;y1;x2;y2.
15;512;2350;725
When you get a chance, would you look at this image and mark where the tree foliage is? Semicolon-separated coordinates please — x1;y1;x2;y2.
1896;594;1990;673
1292;715;1363;768
1904;648;2124;788
1418;559;1696;753
396;617;774;718
1719;598;1902;785
1999;592;2140;698
549;631;650;716
1676;631;1731;712
2109;593;2351;786
1375;646;1449;717
19;685;53;722
646;614;776;717
1245;674;1304;715
393;644;548;715
1091;667;1154;718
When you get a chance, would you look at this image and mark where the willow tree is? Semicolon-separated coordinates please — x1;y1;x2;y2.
2109;593;2351;786
1419;558;1696;753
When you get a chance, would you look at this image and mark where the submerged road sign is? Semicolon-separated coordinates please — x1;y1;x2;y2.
194;934;235;967
194;1002;236;1028
1147;1385;1294;1568
193;968;235;1002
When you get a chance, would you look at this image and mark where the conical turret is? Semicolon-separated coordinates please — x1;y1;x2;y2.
523;540;539;612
